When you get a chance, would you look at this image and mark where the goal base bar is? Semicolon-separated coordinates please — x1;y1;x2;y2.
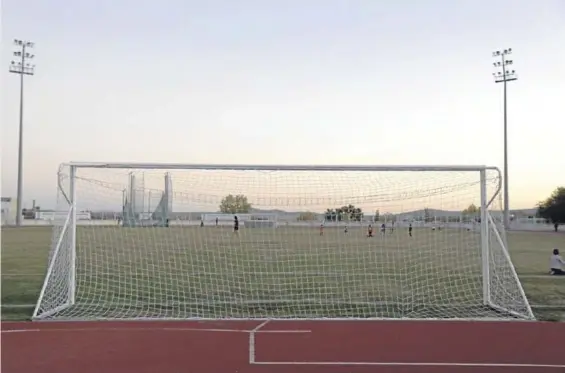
32;300;534;321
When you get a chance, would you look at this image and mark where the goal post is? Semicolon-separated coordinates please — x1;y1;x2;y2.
33;162;534;321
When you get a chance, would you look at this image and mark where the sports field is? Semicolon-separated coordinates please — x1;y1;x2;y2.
1;226;564;320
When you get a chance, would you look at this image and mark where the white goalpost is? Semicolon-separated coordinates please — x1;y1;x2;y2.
33;162;534;321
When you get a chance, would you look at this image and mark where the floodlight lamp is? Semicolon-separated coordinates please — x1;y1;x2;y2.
508;48;512;52
14;39;22;45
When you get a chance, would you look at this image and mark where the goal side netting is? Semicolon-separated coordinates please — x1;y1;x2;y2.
33;163;534;321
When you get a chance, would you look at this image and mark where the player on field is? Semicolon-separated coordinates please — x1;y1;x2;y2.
390;221;395;234
380;223;386;235
233;216;239;234
215;217;219;226
367;224;373;237
408;223;413;237
320;223;324;236
550;249;565;275
344;224;348;234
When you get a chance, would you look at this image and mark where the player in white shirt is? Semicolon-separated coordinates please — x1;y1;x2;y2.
549;249;565;275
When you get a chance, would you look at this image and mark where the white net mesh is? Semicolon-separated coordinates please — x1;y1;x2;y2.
33;164;534;320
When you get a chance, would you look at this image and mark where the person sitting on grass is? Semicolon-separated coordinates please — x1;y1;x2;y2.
549;249;565;275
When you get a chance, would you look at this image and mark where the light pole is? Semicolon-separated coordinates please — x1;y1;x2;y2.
492;48;517;231
9;39;35;226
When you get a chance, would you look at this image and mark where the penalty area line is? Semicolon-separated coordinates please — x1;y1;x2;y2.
248;320;285;364
1;329;41;334
248;320;269;364
247;320;312;364
251;361;565;369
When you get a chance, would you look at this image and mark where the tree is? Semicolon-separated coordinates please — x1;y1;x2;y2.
219;194;252;214
461;203;480;223
537;187;565;232
324;205;363;222
354;207;364;221
374;209;380;222
462;204;479;214
324;208;337;222
340;204;363;221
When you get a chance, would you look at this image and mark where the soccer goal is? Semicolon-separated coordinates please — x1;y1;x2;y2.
33;163;534;321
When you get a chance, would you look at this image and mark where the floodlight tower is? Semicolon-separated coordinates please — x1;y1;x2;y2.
9;39;35;226
492;48;517;231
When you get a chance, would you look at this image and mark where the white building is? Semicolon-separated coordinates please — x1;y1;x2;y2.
1;197;16;226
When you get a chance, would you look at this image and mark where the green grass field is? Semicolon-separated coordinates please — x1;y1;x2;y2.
1;226;564;321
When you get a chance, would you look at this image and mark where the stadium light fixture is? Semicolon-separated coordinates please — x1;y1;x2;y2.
9;39;35;226
492;48;517;231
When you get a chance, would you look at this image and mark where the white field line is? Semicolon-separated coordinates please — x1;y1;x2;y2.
248;320;271;363
251;361;565;368
1;304;35;308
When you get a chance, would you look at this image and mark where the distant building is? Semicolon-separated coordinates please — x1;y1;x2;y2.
1;197;16;225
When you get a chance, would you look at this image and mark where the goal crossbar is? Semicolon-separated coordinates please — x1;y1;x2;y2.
67;162;494;173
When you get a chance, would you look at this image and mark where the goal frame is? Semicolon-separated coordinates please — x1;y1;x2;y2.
32;162;534;321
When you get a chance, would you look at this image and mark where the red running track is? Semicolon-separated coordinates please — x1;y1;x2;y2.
2;320;565;373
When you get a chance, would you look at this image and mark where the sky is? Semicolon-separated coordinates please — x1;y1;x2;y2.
1;0;564;212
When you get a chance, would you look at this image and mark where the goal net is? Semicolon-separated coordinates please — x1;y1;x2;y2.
33;163;534;321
